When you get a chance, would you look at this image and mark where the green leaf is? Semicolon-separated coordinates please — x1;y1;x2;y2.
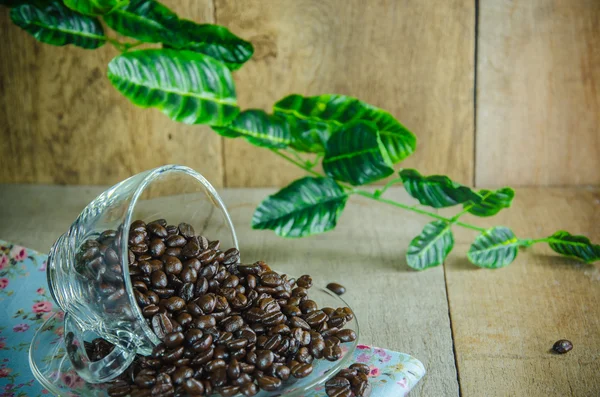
406;221;454;270
212;109;291;148
251;177;348;238
63;0;128;16
468;226;519;269
103;0;180;45
400;169;479;208
10;2;105;49
465;187;515;217
107;49;239;125
167;20;254;71
546;231;600;264
323;121;394;186
273;94;416;161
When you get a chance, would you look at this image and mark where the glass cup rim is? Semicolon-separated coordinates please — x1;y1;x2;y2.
119;164;239;347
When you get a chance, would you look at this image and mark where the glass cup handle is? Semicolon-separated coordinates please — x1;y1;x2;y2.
64;312;137;383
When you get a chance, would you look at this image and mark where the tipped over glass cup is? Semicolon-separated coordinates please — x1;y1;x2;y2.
45;165;238;383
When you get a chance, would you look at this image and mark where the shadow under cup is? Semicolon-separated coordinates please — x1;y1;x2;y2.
46;165;238;383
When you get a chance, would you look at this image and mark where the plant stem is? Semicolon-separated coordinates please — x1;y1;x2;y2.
271;148;487;233
375;177;404;197
354;190;486;232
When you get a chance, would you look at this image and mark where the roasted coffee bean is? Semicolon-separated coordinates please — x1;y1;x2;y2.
164;296;185;312
181;240;200;259
134;290;150;307
134;373;156;388
194;277;209;296
290;316;311;331
149;239;166;258
142;305;160;318
151;343;166;358
150;382;174;397
194;315;216;330
165;224;178;235
323;344;343;361
147;221;168;237
219;385;240;397
184;329;204;346
104;247;120;266
291;362;313;378
190;347;214;366
227;338;248;351
326;282;346;295
293;328;312;346
337;329;357;343
165;235;186;248
238;263;262;275
164;247;182;257
163;256;182;275
349;363;370;375
256;349;275;370
199;262;218;279
130;244;148;255
151;271;168;288
221;315;244;333
163;332;184;348
257;375;281;391
269;324;291;335
292;287;308;297
300;299;318;314
162;346;185;363
170;366;193;385
178;282;194;302
327;376;351;389
152;313;173;339
263;311;286;326
173;357;191;367
305;310;328;327
223;248;240;265
282;304;302;317
240;382;258;396
213;345;230;360
263;334;282;351
296;346;314;364
328;314;347;328
198;249;217;264
183;378;204;395
325;337;341;347
296;275;313;288
177;223;195;239
552;339;573;354
195;236;209;250
211;367;228;387
184;258;201;272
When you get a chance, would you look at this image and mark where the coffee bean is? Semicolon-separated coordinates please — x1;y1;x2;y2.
149;239;166;258
305;310;328;327
211;367;228;387
323;344;343;361
165;235;186;248
134;374;156;388
552;339;573;354
163;256;182;275
190;347;214;365
297;275;313;288
164;296;185;312
163;332;184;348
218;385;240;397
291;362;313;378
150;382;173;397
257;375;281;391
180;265;197;283
181;240;200;258
223;248;240;265
240;382;258;396
296;346;313;364
326;376;351;389
256;349;275;370
326;282;346;295
183;378;204;395
151;271;168;288
262;311;286;326
300;299;318;314
198;249;217;264
178;282;194;302
171;366;193;385
281;304;302;317
290;316;311;331
221;316;244;333
337;329;357;343
194;315;216;330
151;313;173;339
177;223;195;239
162;346;184;363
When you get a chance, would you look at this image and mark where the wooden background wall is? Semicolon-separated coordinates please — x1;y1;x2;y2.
0;0;598;188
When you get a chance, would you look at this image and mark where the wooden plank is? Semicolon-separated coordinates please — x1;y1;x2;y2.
0;1;225;186
0;185;460;396
476;0;600;187
217;0;475;187
444;187;600;396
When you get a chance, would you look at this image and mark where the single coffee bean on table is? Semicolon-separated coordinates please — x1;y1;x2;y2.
326;282;346;295
76;219;360;397
552;339;573;354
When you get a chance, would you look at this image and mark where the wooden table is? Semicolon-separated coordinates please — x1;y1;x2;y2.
0;185;598;396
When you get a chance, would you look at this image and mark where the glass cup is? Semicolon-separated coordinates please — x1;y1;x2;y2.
46;165;238;383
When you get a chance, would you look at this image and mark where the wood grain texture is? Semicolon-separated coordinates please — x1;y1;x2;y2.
216;0;475;187
0;1;225;186
0;185;460;396
444;187;600;396
476;0;600;187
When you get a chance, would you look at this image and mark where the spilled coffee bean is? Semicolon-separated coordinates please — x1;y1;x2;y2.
326;282;346;295
78;219;359;397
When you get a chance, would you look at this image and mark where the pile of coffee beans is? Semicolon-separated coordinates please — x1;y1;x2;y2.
76;219;367;397
325;363;371;397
